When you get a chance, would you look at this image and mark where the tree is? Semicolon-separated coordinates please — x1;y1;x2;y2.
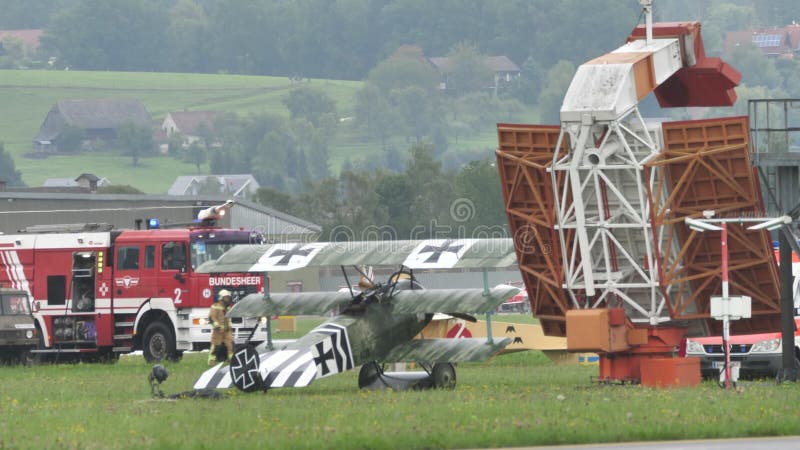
403;141;454;237
444;42;493;96
184;141;207;174
0;143;23;186
282;86;337;128
165;0;210;73
391;86;440;143
290;120;330;180
699;3;756;54
0;34;27;69
776;59;800;97
167;133;184;157
538;60;576;123
0;0;70;29
117;122;155;167
255;186;297;215
42;0;169;71
727;43;781;89
510;56;543;105
355;83;399;148
206;0;284;75
374;171;414;237
453;159;506;231
730;84;785;117
366;48;440;95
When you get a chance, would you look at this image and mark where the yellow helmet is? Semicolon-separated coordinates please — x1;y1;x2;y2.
218;289;232;301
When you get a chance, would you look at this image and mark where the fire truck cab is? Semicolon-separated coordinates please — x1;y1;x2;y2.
0;221;267;362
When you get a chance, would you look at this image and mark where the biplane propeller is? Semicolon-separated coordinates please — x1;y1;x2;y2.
192;238;520;392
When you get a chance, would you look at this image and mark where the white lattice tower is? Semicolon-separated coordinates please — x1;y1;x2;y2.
550;29;686;325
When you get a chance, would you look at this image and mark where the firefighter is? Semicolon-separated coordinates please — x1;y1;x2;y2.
208;289;234;366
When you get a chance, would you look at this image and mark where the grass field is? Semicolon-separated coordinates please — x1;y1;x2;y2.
0;70;362;192
2;316;799;449
0;69;522;193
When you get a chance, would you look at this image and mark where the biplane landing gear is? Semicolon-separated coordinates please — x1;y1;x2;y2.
229;345;263;393
358;361;383;389
432;363;456;389
357;361;458;391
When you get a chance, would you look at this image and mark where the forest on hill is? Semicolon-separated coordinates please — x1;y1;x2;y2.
2;0;796;81
1;0;798;236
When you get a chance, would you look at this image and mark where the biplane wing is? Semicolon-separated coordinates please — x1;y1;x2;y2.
390;285;519;315
382;337;511;363
228;285;520;318
195;238;517;273
228;291;352;317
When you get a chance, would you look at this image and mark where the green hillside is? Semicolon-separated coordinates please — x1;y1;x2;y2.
0;70;361;193
0;70;522;194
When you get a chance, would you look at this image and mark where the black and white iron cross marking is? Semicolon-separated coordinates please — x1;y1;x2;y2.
418;240;464;264
313;341;336;376
229;346;262;392
269;244;315;266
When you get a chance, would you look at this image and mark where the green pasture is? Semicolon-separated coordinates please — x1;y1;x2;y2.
0;70;362;191
0;69;518;192
1;336;799;448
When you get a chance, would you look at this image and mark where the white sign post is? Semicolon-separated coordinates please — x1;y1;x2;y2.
685;211;790;388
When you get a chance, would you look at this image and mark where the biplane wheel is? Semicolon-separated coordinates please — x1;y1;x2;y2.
229;345;263;392
358;361;382;389
432;363;456;389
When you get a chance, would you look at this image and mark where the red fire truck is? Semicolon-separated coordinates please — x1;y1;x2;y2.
0;205;267;362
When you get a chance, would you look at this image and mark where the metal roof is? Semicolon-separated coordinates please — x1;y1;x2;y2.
167;175;259;196
34;99;152;142
0;192;320;237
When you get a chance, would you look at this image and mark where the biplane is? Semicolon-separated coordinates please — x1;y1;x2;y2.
192;238;520;392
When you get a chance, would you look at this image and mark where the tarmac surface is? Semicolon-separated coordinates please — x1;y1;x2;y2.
518;436;800;450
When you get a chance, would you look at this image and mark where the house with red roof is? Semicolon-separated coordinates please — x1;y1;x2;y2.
725;24;800;59
162;111;220;147
0;29;42;53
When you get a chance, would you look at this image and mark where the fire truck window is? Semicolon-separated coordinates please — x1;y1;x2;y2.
118;246;140;270
47;275;66;305
144;245;155;269
162;242;187;271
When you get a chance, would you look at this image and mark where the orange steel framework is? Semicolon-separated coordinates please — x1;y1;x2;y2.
495;13;781;385
496;124;570;337
497;117;782;338
650;117;781;335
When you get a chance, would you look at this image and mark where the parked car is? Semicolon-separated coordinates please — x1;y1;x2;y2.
685;318;800;379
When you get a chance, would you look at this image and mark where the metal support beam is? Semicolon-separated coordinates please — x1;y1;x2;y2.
264;271;273;351
777;166;798;382
483;268;493;343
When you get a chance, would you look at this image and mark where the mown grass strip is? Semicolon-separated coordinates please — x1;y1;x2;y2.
1;347;798;449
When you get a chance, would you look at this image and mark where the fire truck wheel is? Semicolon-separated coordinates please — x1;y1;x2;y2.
21;332;45;366
19;348;38;366
142;322;176;363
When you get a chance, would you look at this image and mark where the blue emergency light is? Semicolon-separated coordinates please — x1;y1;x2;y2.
147;218;160;229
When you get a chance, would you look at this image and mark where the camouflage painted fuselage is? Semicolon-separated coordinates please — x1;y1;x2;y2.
296;306;430;367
